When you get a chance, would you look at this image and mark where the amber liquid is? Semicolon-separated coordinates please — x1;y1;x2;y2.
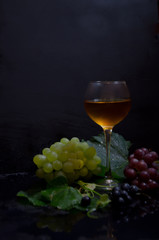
84;99;131;129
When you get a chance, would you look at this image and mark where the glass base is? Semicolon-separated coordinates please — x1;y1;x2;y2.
97;177;118;190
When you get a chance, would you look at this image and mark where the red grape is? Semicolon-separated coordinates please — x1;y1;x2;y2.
125;148;159;191
136;160;148;171
128;154;135;161
152;161;159;170
156;172;159;182
131;179;139;187
139;182;148;190
141;147;149;154
139;171;150;182
147;168;157;180
124;167;137;179
148;180;159;189
129;158;139;169
144;152;155;165
134;149;145;160
150;151;158;161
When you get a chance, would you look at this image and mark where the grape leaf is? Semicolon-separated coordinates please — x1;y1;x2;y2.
87;132;131;179
50;186;82;210
17;191;47;207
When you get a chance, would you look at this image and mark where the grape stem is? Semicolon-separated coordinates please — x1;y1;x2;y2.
77;180;105;198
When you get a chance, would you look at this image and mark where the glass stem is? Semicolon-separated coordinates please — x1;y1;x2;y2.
103;128;112;179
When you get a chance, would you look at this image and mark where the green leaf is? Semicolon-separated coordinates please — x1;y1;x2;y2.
50;186;82;210
40;188;57;202
87;132;131;179
17;191;47;207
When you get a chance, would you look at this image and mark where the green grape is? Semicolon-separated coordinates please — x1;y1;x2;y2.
33;137;102;183
76;150;84;159
54;170;67;179
43;163;53;173
42;148;51;157
84;147;96;159
73;159;84;170
68;152;77;159
62;162;74;173
58;151;68;162
60;137;69;144
79;142;89;151
36;168;45;178
47;151;58;162
52;160;62;170
92;166;102;176
79;167;88;177
64;142;76;152
86;159;97;171
70;137;80;144
93;155;101;164
82;157;87;163
33;154;47;167
50;142;64;153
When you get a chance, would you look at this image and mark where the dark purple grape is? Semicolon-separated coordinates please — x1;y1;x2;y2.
126;195;133;202
113;186;121;192
124;167;137;180
112;189;121;199
134;149;145;160
130;185;140;194
139;171;150;182
81;196;91;206
121;190;129;198
121;183;131;192
118;197;125;204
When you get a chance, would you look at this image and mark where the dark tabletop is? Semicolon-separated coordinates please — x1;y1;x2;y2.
1;173;159;240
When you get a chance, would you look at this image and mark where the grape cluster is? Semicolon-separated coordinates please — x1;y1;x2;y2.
112;188;159;223
124;148;159;190
33;137;102;183
111;183;139;206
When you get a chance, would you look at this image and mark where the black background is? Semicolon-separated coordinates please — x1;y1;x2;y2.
1;1;159;240
0;0;159;174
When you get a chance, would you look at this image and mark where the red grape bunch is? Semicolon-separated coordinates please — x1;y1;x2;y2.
124;148;159;190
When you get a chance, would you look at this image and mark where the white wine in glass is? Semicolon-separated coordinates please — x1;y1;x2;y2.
84;81;131;189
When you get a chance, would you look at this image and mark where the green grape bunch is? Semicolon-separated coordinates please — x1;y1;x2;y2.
33;137;102;184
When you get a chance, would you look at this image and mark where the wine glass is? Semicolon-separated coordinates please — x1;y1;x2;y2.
84;81;131;189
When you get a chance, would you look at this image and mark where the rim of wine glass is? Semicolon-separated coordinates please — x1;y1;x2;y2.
89;81;126;84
